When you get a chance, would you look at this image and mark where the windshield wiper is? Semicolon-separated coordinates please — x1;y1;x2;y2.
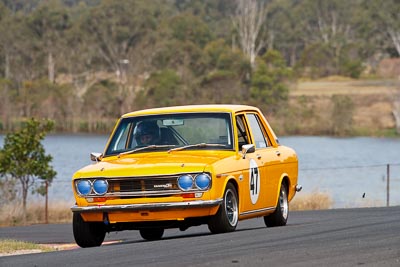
118;145;176;157
168;143;227;153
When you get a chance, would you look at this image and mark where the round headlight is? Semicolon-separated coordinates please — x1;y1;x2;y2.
195;173;211;190
76;180;92;196
93;179;108;195
177;175;194;191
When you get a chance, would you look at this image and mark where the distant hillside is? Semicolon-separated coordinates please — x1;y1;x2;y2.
271;78;400;136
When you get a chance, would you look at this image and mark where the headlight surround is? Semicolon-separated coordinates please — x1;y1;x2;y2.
177;174;194;191
76;180;92;196
93;179;108;195
194;173;211;190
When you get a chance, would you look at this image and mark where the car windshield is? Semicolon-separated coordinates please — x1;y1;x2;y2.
105;112;234;156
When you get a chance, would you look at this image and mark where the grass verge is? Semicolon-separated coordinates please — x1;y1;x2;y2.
291;191;333;211
0;239;54;257
0;201;73;227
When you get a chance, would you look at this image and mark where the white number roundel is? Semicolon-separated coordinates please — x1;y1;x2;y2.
249;159;260;204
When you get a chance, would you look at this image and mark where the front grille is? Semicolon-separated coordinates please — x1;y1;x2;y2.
108;175;182;198
76;172;211;199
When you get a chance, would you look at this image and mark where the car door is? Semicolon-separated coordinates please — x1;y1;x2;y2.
246;113;281;210
235;113;270;216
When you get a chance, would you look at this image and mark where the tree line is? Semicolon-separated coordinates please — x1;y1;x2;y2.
0;0;399;133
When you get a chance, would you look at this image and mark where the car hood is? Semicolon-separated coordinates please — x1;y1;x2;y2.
74;151;233;178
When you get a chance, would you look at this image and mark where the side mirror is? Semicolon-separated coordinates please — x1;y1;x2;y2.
90;152;103;162
241;144;255;159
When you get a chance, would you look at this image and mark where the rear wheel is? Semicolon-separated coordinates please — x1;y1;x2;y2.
208;183;238;234
73;213;106;248
264;182;288;227
139;228;164;241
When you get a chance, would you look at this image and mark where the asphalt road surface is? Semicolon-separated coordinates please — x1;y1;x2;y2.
1;207;400;267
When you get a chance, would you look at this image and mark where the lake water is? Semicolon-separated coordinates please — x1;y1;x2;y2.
1;135;399;208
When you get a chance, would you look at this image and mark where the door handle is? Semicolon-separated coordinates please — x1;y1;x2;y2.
256;154;262;159
276;151;281;156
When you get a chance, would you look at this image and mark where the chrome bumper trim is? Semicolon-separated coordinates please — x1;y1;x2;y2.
240;207;275;216
71;198;223;213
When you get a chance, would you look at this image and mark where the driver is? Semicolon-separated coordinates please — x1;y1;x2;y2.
133;121;160;146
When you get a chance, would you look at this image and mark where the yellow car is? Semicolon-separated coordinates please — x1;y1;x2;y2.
71;105;300;247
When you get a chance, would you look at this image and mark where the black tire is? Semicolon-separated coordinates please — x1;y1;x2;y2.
73;213;106;248
139;228;164;241
208;183;239;234
264;182;289;227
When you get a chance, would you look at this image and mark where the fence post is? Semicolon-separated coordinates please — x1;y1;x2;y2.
45;180;48;224
386;164;390;207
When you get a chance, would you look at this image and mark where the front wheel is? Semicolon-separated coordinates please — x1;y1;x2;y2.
264;182;289;227
139;228;164;241
208;183;239;234
73;213;106;248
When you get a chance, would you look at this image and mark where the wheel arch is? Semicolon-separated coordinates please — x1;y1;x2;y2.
225;177;239;199
276;174;290;205
280;173;297;202
222;177;239;208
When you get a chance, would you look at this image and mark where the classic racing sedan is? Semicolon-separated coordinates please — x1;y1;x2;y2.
71;105;300;247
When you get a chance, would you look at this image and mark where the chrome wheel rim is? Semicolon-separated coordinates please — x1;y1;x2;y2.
280;186;288;220
225;188;238;226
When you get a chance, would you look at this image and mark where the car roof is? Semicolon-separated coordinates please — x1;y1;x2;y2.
121;104;261;118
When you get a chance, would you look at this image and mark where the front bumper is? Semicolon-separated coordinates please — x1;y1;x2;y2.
71;198;223;213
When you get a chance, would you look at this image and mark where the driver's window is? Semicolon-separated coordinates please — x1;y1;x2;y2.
236;115;250;149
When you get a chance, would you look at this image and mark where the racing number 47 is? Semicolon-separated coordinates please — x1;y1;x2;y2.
250;167;258;195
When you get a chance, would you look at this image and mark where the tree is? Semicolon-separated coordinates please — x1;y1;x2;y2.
296;0;361;76
199;39;251;103
0;78;15;130
0;3;47;84
137;69;182;108
81;80;120;131
0;119;56;219
78;0;161;112
264;0;306;67
232;0;268;69
27;0;71;83
363;0;400;133
13;79;77;131
0;2;22;80
153;13;212;80
366;0;400;56
250;50;291;113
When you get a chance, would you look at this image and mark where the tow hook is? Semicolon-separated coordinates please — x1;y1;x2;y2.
103;213;110;225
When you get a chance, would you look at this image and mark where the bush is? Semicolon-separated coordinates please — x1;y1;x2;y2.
331;95;354;136
340;59;364;78
296;44;335;78
250;50;291;113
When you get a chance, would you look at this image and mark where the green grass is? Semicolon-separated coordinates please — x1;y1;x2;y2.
0;239;54;255
352;127;400;138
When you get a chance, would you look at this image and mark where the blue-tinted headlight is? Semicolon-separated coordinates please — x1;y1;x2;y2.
177;175;194;191
76;180;91;196
195;173;211;190
93;179;108;195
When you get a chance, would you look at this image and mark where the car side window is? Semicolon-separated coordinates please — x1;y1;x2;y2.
246;113;269;148
235;115;250;149
107;120;134;153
